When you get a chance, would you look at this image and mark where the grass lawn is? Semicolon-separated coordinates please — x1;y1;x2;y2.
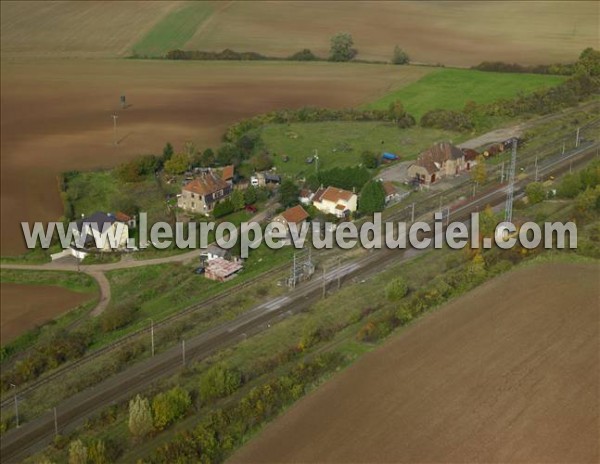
65;170;171;225
0;269;97;293
132;2;213;57
261;122;463;178
367;68;566;119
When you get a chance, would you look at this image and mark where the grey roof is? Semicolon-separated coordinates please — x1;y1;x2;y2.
201;244;229;257
76;212;117;233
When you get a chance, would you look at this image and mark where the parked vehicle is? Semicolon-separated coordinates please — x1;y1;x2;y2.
382;152;399;161
245;204;258;213
194;266;205;275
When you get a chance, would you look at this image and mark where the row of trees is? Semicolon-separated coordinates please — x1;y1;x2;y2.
148;353;345;464
164;33;410;65
473;48;600;77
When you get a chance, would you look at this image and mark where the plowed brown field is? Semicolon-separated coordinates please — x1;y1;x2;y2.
231;262;600;464
0;60;429;254
0;283;92;343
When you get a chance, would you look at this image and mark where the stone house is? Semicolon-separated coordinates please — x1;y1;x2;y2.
178;171;232;216
407;142;466;185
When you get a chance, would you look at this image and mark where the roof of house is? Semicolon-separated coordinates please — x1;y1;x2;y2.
299;188;312;199
312;187;326;203
416;142;464;174
319;186;355;203
382;181;397;196
280;205;309;225
76;211;119;232
201;244;229;258
206;257;243;278
221;165;234;181
462;148;479;161
183;172;229;196
114;211;131;223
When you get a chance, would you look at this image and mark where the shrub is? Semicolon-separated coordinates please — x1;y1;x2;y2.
152;386;192;430
199;364;242;403
289;49;318;61
99;303;137;332
213;199;235;218
128;394;154;439
386;277;409;301
421;109;474;132
392;46;410;65
525;182;546;204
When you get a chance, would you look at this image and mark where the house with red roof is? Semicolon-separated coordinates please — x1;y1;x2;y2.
178;170;232;215
312;186;357;218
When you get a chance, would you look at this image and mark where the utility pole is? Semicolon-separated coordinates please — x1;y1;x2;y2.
150;319;155;357
181;340;186;366
534;156;539;182
504;138;518;223
337;257;341;291
562;142;566;155
10;384;19;428
575;127;580;148
112;113;119;146
322;266;326;299
314;149;319;172
54;407;58;437
411;202;415;222
500;161;505;183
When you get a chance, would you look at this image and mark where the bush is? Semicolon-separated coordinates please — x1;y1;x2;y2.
358;180;386;215
152;386;192;430
116;155;160;183
392;46;410;65
525;182;546;204
386;277;409;301
99;303;137;332
289;49;318;61
199;364;242;403
213;199;235;218
360;150;379;169
421;109;474;132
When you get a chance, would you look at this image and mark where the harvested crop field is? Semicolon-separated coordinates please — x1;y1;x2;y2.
2;1;597;65
0;283;92;343
0;59;429;254
231;262;600;464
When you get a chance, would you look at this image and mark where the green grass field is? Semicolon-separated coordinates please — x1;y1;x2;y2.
132;2;213;57
368;68;566;118
261;122;464;177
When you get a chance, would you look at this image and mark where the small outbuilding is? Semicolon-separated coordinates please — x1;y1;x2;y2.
205;258;243;282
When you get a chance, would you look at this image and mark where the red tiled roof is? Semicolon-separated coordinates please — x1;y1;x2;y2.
312;187;326;203
115;211;131;222
221;165;234;180
320;186;355;203
280;205;309;225
416;142;464;174
183;172;228;196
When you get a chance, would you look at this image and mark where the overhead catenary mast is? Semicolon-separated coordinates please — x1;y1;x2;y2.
504;138;518;223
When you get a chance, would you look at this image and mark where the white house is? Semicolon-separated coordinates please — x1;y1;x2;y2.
72;212;129;251
312;186;358;218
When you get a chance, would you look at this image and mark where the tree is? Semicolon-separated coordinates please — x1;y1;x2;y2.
200;148;216;167
361;150;379;169
231;189;245;211
244;186;257;205
329;32;357;62
88;440;108;464
199;364;242;403
250;152;273;171
162;142;174;162
128;394;154;439
471;156;487;185
152;386;191;430
392;45;409;65
388;100;406;121
279;179;300;207
525;182;546;204
557;172;583;198
386;277;408;301
289;49;317;61
213;199;235;218
164;152;190;175
68;439;88;464
358;180;385;215
576;47;600;76
216;143;239;166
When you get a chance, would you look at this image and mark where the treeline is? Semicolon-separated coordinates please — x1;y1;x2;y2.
224;105;414;143
149;352;344;463
473;48;600;77
421;73;600;132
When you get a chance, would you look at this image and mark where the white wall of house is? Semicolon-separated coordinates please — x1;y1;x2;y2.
314;195;357;217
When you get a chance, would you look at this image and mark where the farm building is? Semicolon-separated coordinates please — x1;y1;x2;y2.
178;170;232;215
115;211;136;229
312;186;357;218
382;182;402;204
205;257;243;282
407;142;467;185
220;165;235;185
299;188;314;205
